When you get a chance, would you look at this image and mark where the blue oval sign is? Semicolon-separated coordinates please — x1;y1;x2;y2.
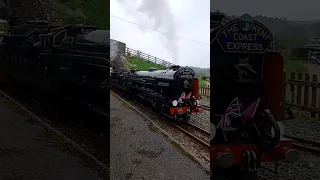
216;14;273;53
176;68;195;79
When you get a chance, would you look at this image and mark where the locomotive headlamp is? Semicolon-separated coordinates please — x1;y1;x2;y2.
284;149;300;164
172;100;178;106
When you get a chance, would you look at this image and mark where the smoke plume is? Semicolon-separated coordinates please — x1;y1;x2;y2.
116;0;179;64
110;39;128;70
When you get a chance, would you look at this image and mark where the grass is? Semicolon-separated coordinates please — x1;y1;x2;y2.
198;79;208;86
128;56;167;71
54;0;109;29
284;56;308;73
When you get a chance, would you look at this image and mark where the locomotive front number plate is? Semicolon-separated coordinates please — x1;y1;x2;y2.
216;14;273;53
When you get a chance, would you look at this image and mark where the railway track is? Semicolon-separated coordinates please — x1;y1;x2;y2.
283;134;320;154
173;123;210;149
202;105;210;111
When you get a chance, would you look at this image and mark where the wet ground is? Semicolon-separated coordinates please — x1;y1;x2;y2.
110;93;209;180
0;94;106;180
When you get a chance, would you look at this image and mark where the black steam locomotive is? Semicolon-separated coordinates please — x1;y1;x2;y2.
0;19;110;135
111;66;202;122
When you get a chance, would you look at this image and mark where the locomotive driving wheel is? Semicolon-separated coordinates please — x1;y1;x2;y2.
174;114;184;124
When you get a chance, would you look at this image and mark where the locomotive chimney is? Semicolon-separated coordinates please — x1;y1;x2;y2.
170;65;180;71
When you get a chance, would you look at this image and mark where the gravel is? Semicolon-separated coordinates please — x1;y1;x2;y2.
188;98;210;132
283;115;320;142
256;110;320;180
258;152;320;180
199;98;210;107
189;109;210;132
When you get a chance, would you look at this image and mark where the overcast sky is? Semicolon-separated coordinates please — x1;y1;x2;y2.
211;0;320;21
110;0;210;68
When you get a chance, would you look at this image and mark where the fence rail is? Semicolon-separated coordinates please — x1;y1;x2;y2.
199;85;210;98
196;72;320;118
126;47;174;68
284;72;320;118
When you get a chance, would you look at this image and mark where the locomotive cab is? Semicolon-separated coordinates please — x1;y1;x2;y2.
210;13;299;180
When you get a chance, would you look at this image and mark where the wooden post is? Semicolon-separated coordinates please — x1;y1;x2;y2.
296;73;302;105
290;72;296;104
312;74;317;118
304;73;310;106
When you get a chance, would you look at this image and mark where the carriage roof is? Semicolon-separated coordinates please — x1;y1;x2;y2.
76;30;110;45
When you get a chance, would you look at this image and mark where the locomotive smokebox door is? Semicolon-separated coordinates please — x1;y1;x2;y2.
262;51;285;119
211;13;274;143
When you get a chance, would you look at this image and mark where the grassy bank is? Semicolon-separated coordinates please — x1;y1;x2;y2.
284;56;308;73
128;56;167;71
54;0;109;29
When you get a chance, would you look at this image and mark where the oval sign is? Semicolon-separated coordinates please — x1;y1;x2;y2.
176;67;195;79
216;14;273;53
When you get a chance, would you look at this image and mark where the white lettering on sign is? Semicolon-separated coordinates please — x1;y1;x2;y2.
251;24;272;40
220;23;272;41
220;23;239;37
226;42;263;51
180;74;193;79
233;33;258;41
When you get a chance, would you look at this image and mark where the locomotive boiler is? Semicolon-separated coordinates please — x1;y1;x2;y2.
111;65;202;122
210;12;300;180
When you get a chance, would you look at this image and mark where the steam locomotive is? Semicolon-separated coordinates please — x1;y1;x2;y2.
0;19;110;135
111;65;202;122
210;12;300;180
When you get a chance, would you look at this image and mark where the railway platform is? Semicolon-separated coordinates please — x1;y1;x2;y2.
0;93;105;180
110;92;209;179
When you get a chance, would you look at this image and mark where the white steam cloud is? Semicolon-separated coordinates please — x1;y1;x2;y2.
116;0;179;64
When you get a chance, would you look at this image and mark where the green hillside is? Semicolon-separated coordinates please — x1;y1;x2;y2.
54;0;109;29
285;56;308;73
128;57;167;71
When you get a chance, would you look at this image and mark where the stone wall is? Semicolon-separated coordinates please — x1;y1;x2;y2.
3;0;63;25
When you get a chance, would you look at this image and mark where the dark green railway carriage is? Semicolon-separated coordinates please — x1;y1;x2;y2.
0;20;110;105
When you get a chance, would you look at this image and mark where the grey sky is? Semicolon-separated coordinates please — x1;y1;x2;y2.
211;0;320;21
111;0;210;68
